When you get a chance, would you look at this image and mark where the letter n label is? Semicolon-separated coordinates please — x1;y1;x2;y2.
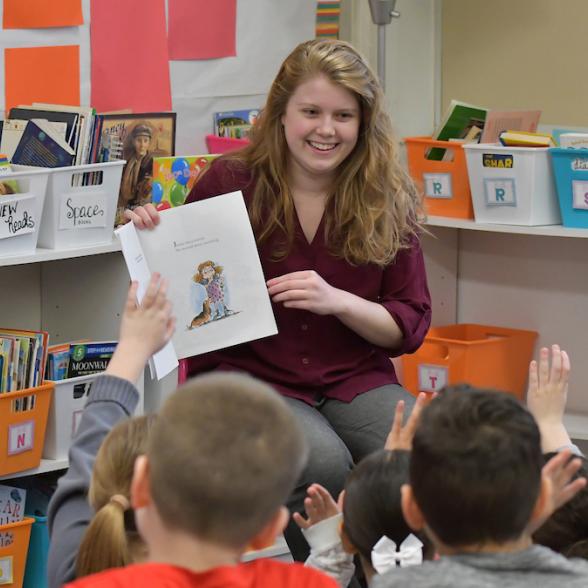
8;421;34;455
418;364;448;393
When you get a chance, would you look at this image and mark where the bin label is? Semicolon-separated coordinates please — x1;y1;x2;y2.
571;180;588;210
483;153;513;168
59;191;108;230
0;194;36;240
7;420;34;455
418;364;448;393
484;178;517;207
571;158;588;171
0;556;13;584
423;173;452;199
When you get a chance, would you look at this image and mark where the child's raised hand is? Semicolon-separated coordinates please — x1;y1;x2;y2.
106;275;175;384
123;203;160;230
526;345;572;452
293;483;340;530
385;392;429;451
527;449;587;535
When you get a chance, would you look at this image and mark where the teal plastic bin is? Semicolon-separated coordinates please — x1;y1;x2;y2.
549;147;588;228
23;515;49;588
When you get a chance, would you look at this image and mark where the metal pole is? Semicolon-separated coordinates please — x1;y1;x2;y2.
367;0;401;87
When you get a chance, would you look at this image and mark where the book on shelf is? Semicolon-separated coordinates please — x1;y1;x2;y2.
213;109;260;139
151;154;217;209
46;341;118;380
116;191;278;380
0;119;28;161
479;109;541;144
11;119;75;167
429;99;488;160
498;130;555;147
0;154;18;195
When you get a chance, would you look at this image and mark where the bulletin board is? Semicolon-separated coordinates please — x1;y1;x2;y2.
0;0;317;154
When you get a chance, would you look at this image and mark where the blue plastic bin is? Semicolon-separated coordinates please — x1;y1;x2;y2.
549;147;588;228
23;515;49;588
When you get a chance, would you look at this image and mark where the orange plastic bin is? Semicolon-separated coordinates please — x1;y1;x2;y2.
0;517;34;588
401;324;538;400
0;382;53;476
404;136;474;219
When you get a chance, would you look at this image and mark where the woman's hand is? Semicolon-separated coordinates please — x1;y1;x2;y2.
124;203;161;229
267;270;347;316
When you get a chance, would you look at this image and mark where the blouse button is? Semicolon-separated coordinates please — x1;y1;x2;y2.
301;357;310;365
301;324;309;331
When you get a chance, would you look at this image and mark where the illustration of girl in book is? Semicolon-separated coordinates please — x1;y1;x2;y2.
189;260;232;329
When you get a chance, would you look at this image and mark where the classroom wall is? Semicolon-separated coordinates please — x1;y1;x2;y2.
0;0;318;154
442;0;588;126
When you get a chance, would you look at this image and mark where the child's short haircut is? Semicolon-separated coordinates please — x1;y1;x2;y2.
533;453;588;559
410;385;543;547
343;449;433;562
148;372;308;548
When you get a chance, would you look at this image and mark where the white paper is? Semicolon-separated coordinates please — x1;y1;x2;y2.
116;223;179;380
59;191;108;230
0;194;37;240
120;192;277;366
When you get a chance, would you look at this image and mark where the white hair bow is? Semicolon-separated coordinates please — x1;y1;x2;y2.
371;533;424;574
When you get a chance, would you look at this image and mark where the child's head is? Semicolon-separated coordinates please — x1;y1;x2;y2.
76;414;156;577
341;449;433;578
404;385;545;551
132;372;307;551
533;453;588;559
194;260;222;283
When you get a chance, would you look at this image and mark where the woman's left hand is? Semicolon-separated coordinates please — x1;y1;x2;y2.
267;270;347;316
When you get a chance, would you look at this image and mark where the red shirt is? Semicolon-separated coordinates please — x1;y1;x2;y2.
185;159;431;404
64;560;338;588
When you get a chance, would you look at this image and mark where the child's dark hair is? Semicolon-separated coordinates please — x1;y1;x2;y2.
410;385;543;548
533;452;588;559
342;449;433;563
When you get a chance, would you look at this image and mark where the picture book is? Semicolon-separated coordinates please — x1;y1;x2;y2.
151;155;218;209
558;133;588;149
116;191;278;380
429;100;488;160
11;120;75;168
498;130;555;148
0;485;26;526
480;110;542;144
213;109;260;139
67;342;117;378
89;112;177;225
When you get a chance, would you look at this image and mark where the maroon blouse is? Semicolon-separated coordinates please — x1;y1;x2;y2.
185;159;431;404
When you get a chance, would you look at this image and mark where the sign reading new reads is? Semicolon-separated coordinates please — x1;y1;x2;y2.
0;194;36;240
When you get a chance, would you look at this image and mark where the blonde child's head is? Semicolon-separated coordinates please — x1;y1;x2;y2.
76;414;156;578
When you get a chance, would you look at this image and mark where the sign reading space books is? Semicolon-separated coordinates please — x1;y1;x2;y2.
116;192;277;379
58;192;108;230
0;194;36;240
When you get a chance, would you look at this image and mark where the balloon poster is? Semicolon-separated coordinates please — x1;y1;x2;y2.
151;154;218;209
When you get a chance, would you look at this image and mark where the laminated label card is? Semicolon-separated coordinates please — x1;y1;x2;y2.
117;191;277;379
0;195;36;239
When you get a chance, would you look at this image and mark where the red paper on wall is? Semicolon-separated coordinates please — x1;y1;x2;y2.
168;0;237;60
5;46;80;113
90;0;171;113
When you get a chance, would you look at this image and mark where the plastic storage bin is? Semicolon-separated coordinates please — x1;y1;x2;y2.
22;515;48;588
43;372;145;460
404;136;474;219
0;168;50;258
0;383;53;476
0;517;34;588
549;147;588;228
463;144;561;226
34;161;125;249
402;324;538;400
205;134;249;154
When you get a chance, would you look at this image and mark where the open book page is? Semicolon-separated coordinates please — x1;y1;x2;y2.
118;191;277;375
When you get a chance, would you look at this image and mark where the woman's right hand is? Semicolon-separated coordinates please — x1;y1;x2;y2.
124;203;161;229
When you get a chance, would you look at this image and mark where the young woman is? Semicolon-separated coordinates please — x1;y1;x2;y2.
127;39;431;559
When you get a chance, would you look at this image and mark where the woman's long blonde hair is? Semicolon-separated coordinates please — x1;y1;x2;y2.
223;39;422;266
75;414;156;578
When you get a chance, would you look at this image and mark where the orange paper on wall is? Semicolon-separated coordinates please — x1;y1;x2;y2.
90;0;171;113
3;0;83;29
4;46;80;114
168;0;236;60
